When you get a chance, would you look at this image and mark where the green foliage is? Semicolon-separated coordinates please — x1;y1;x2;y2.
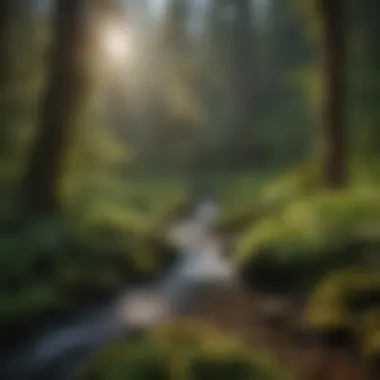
78;340;167;380
216;177;267;234
294;0;321;39
298;267;380;362
0;16;49;190
303;267;380;328
231;174;380;296
215;167;318;235
362;311;380;358
237;187;380;263
1;2;380;374
0;204;179;331
79;322;289;380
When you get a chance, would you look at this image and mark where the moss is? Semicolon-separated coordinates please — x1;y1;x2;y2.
152;190;192;224
214;166;321;236
235;188;380;292
291;267;380;358
363;327;380;359
79;323;287;380
303;270;351;328
215;207;263;235
188;356;252;380
79;341;168;380
80;341;169;380
0;208;180;332
0;282;66;333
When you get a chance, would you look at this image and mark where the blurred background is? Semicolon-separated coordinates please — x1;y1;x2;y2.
0;0;380;379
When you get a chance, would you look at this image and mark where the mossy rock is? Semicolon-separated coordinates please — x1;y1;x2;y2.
304;268;380;323
297;267;380;356
302;270;353;330
361;311;380;358
235;189;380;292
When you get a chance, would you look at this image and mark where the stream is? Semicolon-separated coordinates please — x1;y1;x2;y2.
0;199;236;380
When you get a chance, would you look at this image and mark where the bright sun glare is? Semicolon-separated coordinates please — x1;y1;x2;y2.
101;24;133;65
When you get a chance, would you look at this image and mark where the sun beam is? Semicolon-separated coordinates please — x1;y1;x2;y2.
99;22;134;66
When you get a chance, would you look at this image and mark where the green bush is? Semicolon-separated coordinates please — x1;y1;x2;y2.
188;354;280;380
80;341;169;380
0;173;186;333
235;186;380;293
0;210;179;333
215;168;317;236
151;189;192;225
79;324;289;380
188;356;252;380
237;188;380;261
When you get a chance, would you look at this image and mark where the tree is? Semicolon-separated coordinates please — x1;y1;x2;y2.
316;0;346;188
22;0;91;216
349;0;380;153
0;1;44;184
0;1;13;44
0;1;14;155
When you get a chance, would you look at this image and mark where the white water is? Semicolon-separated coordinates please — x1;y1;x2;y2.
161;199;234;306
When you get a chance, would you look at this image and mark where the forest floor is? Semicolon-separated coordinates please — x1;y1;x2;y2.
1;162;380;379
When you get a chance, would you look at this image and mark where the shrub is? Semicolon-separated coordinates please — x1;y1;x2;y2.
79;322;289;380
0;211;179;335
235;187;380;294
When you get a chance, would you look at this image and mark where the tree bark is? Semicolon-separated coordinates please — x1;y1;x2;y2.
0;1;11;155
317;0;346;189
361;0;380;153
22;0;90;217
0;1;12;53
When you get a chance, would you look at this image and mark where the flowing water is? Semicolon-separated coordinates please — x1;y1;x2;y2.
0;199;236;380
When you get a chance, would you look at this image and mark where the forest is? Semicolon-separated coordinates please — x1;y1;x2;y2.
0;0;380;379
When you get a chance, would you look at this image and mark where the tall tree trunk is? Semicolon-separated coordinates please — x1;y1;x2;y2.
317;0;346;189
361;0;380;153
0;0;17;39
22;0;90;217
0;2;12;60
0;1;13;154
